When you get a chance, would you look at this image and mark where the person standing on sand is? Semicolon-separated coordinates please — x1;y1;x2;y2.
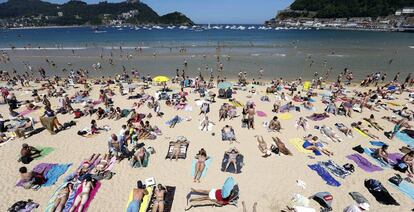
247;104;255;130
127;180;148;212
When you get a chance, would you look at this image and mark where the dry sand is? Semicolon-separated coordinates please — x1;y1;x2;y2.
0;81;413;212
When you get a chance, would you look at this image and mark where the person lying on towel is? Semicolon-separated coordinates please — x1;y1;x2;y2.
302;135;333;156
127;181;148;212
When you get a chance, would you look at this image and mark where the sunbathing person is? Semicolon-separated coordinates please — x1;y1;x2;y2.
335;123;353;137
351;122;379;140
69;175;95;212
19;143;41;164
189;186;233;205
295;117;308;131
363;114;384;131
93;154;111;174
77;154;101;178
223;148;240;173
127;181;148;212
221;125;237;143
256;136;271;158
272;137;292;156
398;151;414;177
320;125;342;142
19;166;46;190
307;112;329;121
303;100;314;110
382;116;412;128
372;144;389;163
200;116;214;131
268;116;281;132
194;149;208;182
51;183;73;212
169;140;188;161
302;136;333;156
152;184;167;212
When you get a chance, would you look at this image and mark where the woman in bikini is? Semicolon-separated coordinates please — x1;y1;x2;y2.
152;184;166;212
69;176;95;212
224;148;240;173
51;183;73;212
194;149;207;182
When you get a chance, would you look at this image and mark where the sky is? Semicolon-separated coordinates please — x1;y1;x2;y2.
1;0;294;24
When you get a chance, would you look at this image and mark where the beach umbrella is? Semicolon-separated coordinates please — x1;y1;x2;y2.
153;76;169;83
218;82;232;89
221;177;235;198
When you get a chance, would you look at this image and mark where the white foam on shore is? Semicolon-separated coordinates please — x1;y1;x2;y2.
273;53;286;57
101;46;150;50
327;54;347;57
251;53;260;56
409;46;414;49
0;47;87;51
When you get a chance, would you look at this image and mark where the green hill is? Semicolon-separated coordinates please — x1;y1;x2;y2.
0;0;194;26
284;0;414;18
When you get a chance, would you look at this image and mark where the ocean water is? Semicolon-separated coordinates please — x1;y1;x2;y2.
0;26;413;80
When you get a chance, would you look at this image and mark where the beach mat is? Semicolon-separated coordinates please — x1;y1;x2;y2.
354;128;368;137
191;157;212;178
396;131;414;146
35;146;55;160
278;113;293;120
346;154;383;172
256;110;267;117
125;187;153;212
364;179;399;206
69;181;101;212
165;142;189;159
308;164;341;187
45;182;71;212
318;160;350;179
289;138;312;154
370;141;386;147
389;181;414;201
221;153;244;174
43;163;72;187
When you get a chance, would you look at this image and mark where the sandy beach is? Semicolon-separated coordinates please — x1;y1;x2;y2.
0;75;413;212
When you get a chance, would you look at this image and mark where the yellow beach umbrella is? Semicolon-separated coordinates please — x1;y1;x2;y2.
153;76;169;83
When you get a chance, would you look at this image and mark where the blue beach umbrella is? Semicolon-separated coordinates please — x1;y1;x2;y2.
221;177;235;198
218;82;232;89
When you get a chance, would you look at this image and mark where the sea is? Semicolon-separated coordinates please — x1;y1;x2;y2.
0;25;413;80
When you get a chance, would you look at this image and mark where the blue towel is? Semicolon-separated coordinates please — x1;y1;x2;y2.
389;181;414;200
370;141;386;147
308;164;341;187
396;131;414;146
363;148;391;168
191;157;212;178
44;163;72;187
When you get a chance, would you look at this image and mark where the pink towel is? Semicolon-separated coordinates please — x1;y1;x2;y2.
72;181;101;212
256;110;267;117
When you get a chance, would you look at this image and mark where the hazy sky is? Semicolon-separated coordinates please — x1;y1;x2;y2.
1;0;294;24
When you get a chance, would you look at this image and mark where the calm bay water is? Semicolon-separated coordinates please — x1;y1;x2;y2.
0;26;413;80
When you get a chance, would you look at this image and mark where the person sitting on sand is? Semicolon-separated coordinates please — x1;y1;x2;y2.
268;116;281;132
302;136;333;156
51;183;73;212
19;143;41;164
223;148;240;173
69;175;95;212
256;136;271;158
351;121;379;140
303;100;314;110
19;166;46;189
372;144;389;163
399;151;414;177
219;106;227;121
194;148;208;183
152;184;167;212
272;100;281;113
127;181;148;212
364;114;384;131
389;118;407;139
131;145;147;167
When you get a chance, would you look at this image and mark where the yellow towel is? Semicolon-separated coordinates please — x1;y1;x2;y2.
230;100;243;107
279;113;293;120
386;102;400;107
353;127;368;137
303;81;311;91
125;187;153;212
289;138;312;154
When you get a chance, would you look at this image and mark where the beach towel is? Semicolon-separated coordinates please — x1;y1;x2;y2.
369;141;386;147
165;142;189;159
349;192;369;204
389;181;414;201
45;182;70;212
363;148;394;168
68;181;101;212
353;128;368;137
346;154;383;172
396;131;414;146
125;187;153;212
303;81;311;91
364;179;399;205
191;157;212;178
43;163;72;187
256;110;267;117
221;153;244;174
289;138;312;154
229;100;243;107
318;160;350;179
34;146;55;160
279;113;293;120
308;164;341;187
147;186;176;212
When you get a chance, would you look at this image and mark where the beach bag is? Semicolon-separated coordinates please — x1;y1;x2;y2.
352;145;364;154
270;144;279;155
312;192;333;211
343;163;355;173
8;199;39;212
365;179;383;192
74;110;83;118
388;175;403;186
394;161;408;172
